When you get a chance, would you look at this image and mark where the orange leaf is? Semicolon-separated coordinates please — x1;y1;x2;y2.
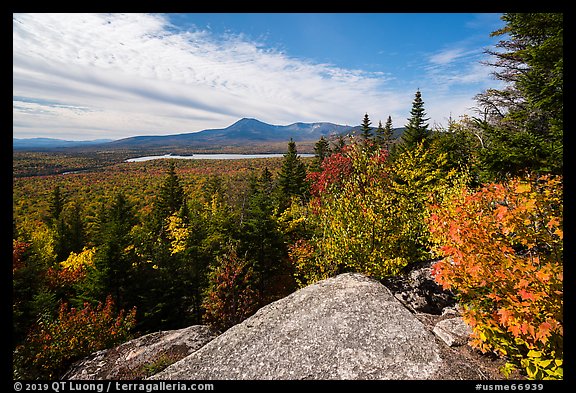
516;278;530;289
536;321;552;343
495;204;508;221
535;270;551;282
498;308;513;325
546;217;560;229
518;289;535;301
509;323;522;337
554;228;563;240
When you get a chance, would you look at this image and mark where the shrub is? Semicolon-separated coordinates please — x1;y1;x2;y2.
428;175;563;379
296;140;464;286
202;245;260;332
14;295;136;379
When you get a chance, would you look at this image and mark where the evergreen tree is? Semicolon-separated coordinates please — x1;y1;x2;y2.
90;192;137;307
260;167;274;195
383;116;394;151
374;120;385;147
47;185;65;226
157;162;185;218
65;201;85;254
46;185;69;261
332;135;346;154
241;168;287;301
374;117;394;150
360;113;372;142
400;90;431;152
278;138;308;208
312;136;331;171
475;13;563;178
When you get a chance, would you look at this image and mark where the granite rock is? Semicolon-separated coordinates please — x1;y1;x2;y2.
63;325;218;380
151;273;446;380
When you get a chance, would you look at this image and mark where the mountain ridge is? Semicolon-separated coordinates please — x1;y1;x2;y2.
14;118;405;151
107;118;355;149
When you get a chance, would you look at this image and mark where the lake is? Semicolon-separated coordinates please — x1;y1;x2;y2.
125;153;315;162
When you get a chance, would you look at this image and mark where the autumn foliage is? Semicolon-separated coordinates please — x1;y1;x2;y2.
14;296;136;379
428;175;563;379
202;245;260;332
294;140;464;285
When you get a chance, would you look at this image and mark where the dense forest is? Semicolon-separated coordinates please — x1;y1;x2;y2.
13;13;562;380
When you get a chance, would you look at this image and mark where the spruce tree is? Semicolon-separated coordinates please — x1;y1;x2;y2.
400;89;431;151
242;168;286;300
46;185;69;261
374;120;385;147
157;162;185;218
278;138;308;207
361;113;372;142
92;192;137;307
383;116;394;151
312;136;331;171
66;201;85;254
332;135;346;154
47;185;65;226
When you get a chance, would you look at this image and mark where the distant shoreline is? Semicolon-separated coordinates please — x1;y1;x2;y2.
125;153;315;162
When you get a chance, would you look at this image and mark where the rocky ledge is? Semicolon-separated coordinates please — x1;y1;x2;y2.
65;267;511;380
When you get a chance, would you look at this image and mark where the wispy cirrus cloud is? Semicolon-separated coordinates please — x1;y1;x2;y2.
416;42;501;126
13;13;501;140
13;13;404;140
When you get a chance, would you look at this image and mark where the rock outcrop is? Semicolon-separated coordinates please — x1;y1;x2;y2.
150;273;467;380
65;272;506;380
63;325;218;380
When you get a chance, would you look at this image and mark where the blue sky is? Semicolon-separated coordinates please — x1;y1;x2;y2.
13;13;506;140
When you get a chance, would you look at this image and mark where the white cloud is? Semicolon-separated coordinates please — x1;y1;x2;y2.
13;13;407;140
13;13;499;140
421;42;499;97
428;48;468;65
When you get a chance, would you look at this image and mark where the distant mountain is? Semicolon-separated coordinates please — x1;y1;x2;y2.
13;119;405;152
13;137;114;150
107;118;355;149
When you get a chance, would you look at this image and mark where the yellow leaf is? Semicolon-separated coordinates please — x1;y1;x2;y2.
516;182;531;194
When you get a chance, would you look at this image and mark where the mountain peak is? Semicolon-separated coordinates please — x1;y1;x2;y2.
230;118;269;127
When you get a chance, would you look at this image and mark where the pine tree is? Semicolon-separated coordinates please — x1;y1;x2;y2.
278;138;308;207
157;162;185;218
332;135;346;154
47;185;65;226
476;13;563;178
400;90;431;152
374;120;385;147
312;136;331;171
383;116;394;151
91;192;137;307
361;113;372;142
